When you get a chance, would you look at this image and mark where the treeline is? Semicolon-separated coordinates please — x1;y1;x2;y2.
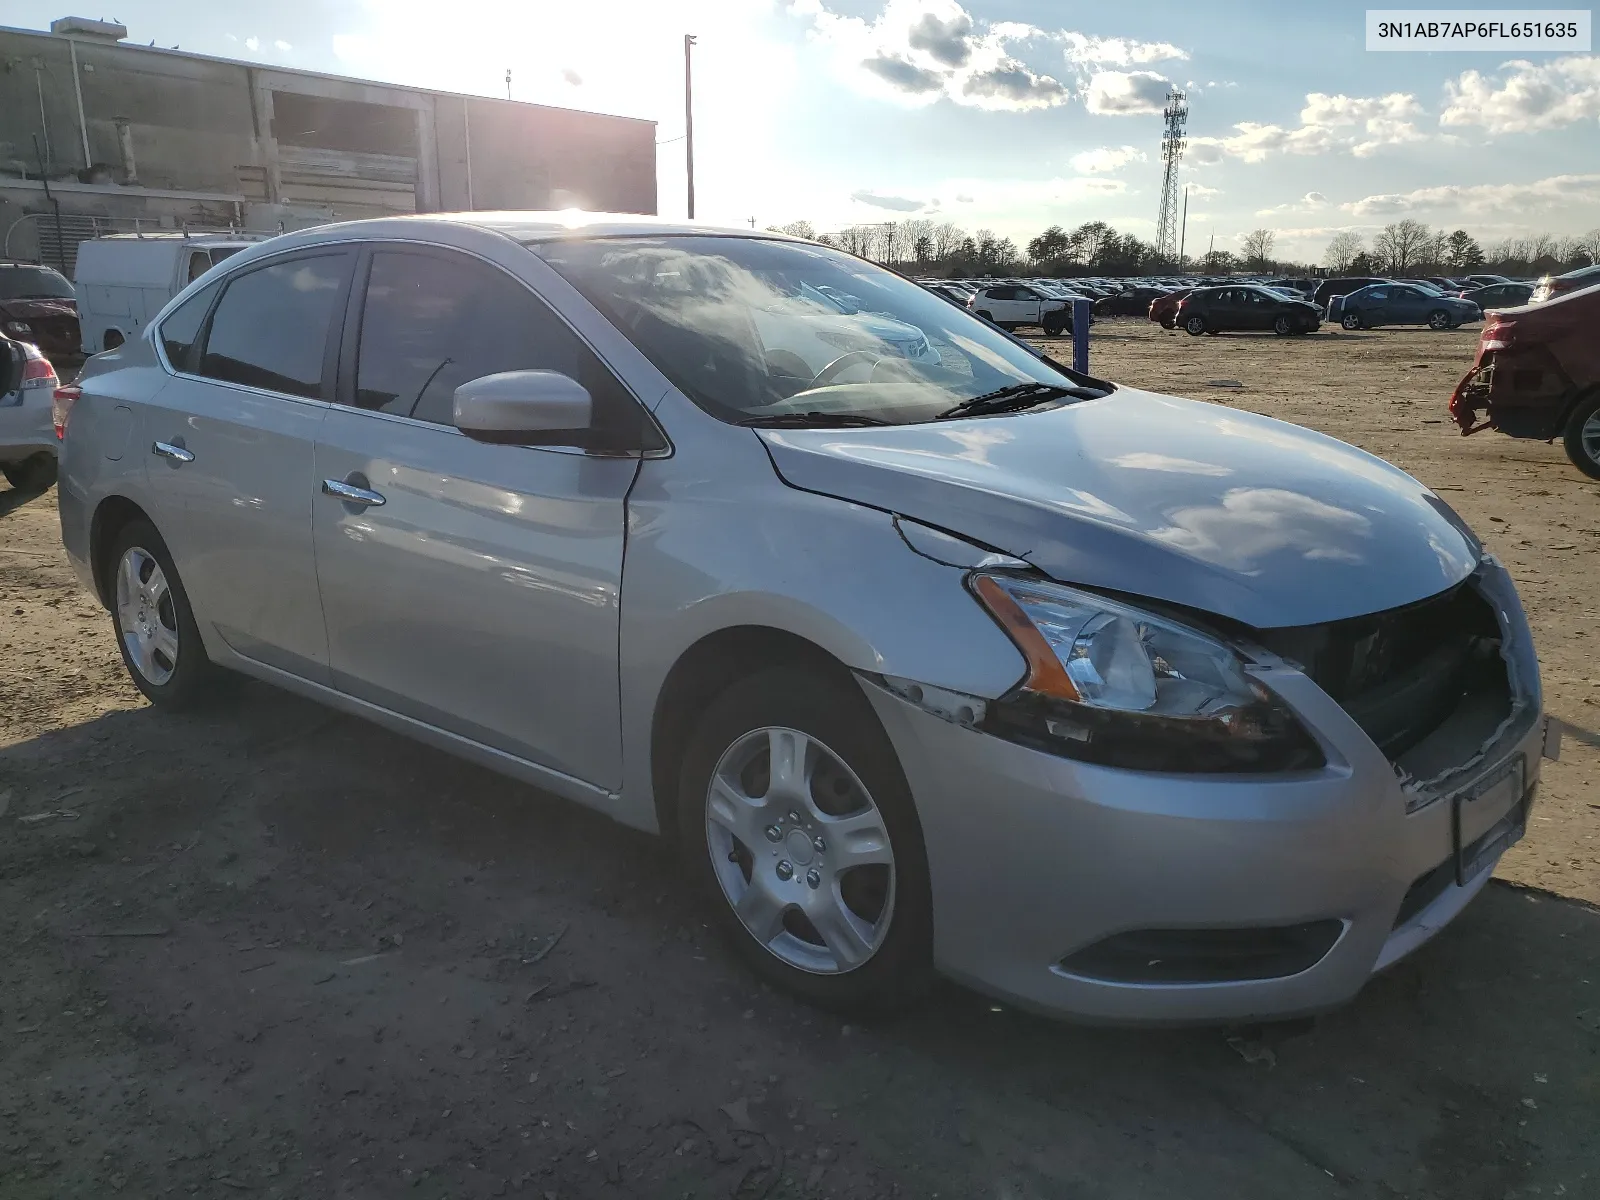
769;216;1600;279
1324;220;1600;278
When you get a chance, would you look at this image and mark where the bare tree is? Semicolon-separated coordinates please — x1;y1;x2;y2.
1372;219;1432;274
1240;228;1277;272
1323;231;1364;273
931;221;966;262
769;220;816;240
1575;227;1600;264
898;218;938;265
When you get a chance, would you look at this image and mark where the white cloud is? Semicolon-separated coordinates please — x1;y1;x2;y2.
1256;191;1331;217
793;0;1072;112
1440;56;1600;135
1342;174;1600;218
275;40;292;52
1189;91;1425;162
850;189;927;211
1083;70;1173;115
245;36;260;52
1070;145;1146;173
1181;182;1221;198
1062;34;1187;66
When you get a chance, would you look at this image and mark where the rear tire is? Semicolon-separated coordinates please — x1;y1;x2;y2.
1184;315;1207;336
1159;315;1176;330
106;518;224;709
974;309;995;324
676;667;934;1014
1562;393;1600;480
1;453;56;492
1427;309;1451;330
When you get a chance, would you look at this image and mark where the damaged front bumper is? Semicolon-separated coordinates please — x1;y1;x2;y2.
859;557;1556;1023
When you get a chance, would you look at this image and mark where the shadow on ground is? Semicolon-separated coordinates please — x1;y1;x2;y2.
3;684;1597;1199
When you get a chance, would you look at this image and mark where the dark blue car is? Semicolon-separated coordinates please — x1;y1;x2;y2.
1338;283;1480;330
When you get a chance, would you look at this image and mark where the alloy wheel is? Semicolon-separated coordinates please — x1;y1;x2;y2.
116;546;179;686
705;726;896;975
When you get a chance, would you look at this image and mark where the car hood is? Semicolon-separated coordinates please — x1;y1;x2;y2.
758;388;1481;629
0;297;78;319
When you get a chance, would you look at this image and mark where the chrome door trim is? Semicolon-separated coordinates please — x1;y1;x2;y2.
321;478;386;506
151;440;195;463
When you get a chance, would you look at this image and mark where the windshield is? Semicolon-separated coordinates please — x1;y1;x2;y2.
535;236;1103;425
0;266;74;301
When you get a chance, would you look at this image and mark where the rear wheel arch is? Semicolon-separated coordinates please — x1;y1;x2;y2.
90;496;156;608
102;328;126;351
650;625;862;841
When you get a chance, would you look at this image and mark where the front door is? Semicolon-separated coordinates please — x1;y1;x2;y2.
311;245;651;789
141;249;353;680
1363;287;1392;326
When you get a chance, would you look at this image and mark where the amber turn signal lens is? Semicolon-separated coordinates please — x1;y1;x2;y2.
971;575;1081;702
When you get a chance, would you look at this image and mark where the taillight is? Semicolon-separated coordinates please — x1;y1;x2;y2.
20;353;58;391
1481;320;1514;352
52;384;80;440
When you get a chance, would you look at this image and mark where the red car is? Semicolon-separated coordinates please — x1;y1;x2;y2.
1449;282;1600;478
0;261;81;361
1147;288;1192;329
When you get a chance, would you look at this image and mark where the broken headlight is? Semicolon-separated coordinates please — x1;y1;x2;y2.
970;574;1323;772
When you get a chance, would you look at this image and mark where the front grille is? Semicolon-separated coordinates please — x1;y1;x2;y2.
1256;584;1506;759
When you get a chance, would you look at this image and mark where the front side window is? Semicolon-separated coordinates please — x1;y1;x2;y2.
198;254;349;398
536;236;1103;426
351;249;656;449
157;280;221;371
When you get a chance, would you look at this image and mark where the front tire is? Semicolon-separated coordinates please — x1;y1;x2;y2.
677;667;933;1013
1341;312;1363;330
1184;315;1207;336
1273;315;1293;336
1042;312;1068;337
107;519;223;709
1562;393;1600;480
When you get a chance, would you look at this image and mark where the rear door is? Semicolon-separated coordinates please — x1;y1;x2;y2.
141;248;353;680
311;243;655;789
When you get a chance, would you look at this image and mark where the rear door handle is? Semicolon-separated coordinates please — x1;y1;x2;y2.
152;440;194;463
321;478;386;507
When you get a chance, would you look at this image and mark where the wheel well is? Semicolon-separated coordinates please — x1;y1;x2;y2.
102;328;125;350
89;496;152;608
650;626;851;839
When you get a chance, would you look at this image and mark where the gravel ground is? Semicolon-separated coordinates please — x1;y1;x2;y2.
2;320;1596;1199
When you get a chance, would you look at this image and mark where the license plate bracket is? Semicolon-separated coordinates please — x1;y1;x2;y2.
1451;754;1526;886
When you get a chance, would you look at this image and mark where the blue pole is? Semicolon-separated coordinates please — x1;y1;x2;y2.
1071;299;1091;374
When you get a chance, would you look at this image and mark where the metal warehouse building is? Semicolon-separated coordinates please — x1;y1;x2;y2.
1;16;658;272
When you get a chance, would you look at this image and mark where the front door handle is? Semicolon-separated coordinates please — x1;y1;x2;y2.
321;478;386;507
152;440;194;463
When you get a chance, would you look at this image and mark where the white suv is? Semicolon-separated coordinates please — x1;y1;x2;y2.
968;284;1071;335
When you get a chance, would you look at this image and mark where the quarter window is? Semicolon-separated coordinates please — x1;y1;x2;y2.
350;249;656;449
197;255;349;398
157;280;220;371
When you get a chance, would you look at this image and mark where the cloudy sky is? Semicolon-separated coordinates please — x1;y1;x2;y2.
11;0;1597;260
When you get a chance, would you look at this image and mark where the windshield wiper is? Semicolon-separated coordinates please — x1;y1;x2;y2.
739;411;891;428
935;382;1073;420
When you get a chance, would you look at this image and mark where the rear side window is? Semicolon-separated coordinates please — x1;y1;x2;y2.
350;248;659;450
157;280;220;371
198;255;349;398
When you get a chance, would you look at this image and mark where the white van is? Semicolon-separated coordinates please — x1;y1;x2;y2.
74;233;274;354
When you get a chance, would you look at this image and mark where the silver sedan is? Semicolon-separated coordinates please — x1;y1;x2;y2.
56;214;1556;1021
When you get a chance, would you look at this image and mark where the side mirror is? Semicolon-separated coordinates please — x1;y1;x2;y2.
453;370;592;446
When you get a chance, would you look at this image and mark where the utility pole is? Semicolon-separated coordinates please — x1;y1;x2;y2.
505;68;512;100
1178;184;1189;269
683;34;697;219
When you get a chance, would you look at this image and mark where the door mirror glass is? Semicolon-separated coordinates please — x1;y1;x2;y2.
454;370;593;446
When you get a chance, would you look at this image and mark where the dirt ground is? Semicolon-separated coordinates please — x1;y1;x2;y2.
2;320;1596;1200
